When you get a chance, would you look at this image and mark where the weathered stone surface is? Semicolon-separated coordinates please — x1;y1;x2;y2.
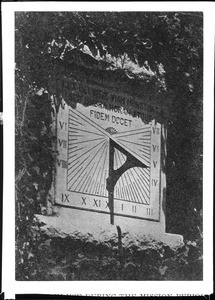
47;70;183;247
35;212;183;250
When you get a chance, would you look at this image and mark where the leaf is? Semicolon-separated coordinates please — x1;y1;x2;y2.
28;252;34;259
159;265;168;275
33;166;40;175
42;239;52;247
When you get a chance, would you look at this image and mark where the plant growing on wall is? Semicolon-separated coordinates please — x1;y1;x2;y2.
15;11;203;279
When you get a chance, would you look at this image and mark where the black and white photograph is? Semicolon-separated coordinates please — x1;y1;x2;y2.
2;2;214;298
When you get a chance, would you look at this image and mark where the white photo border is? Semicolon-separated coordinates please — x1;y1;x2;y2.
2;2;214;298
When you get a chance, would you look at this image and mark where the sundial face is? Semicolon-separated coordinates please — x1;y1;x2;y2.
55;102;161;222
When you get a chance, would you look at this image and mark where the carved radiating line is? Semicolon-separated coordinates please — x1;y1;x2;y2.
89;141;108;195
128;169;142;204
138;147;151;157
118;187;122;199
133;168;150;194
117;140;150;166
103;170;108;197
122;181;129;200
69;111;81;118
122;187;125;201
69;135;83;138
122;186;126;200
138;144;151;151
69;153;77;159
86;179;94;193
114;149;118;170
115;186;118;199
118;153;125;198
116;147;135;202
97;143;108;195
68;155;90;183
89;156;104;194
116;150;130;200
138;149;150;162
131;177;144;204
68;156;90;186
125;186;130;201
69;145;78;149
132;168;149;203
69;117;82;125
126;171;137;203
83;177;92;193
138;171;150;190
117;150;126;169
118;139;150;147
69;161;89;188
69;118;83;126
76;170;91;192
115;131;151;139
68;137;105;146
123;169;134;201
68;140;106;191
139;137;151;141
68;139;106;165
136;176;150;199
68;146;85;154
69;130;80;134
138;167;150;183
119;186;122;199
81;142;107;193
140;166;150;175
70;109;109;136
127;170;142;204
136;177;150;202
68;127;105;137
100;184;103;196
68;166;83;185
136;177;150;203
67;108;152;201
118;186;121;199
67;143;106;183
139;145;150;156
132;177;148;204
69;122;79;127
95;182;99;195
114;126;151;137
68;159;80;172
126;175;135;201
69;112;79;120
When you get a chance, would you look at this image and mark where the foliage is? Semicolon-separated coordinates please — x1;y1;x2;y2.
15;11;203;91
16;231;203;281
15;90;55;278
15;11;203;276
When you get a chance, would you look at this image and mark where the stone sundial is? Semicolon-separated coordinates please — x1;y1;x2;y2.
63;106;159;223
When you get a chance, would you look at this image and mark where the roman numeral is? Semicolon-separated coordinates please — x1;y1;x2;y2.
57;159;68;168
152;145;159;152
153;160;157;168
61;193;69;203
152;127;160;135
58;139;67;148
59;121;67;130
147;208;153;216
93;199;101;207
152;179;158;186
132;205;137;213
81;197;87;205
